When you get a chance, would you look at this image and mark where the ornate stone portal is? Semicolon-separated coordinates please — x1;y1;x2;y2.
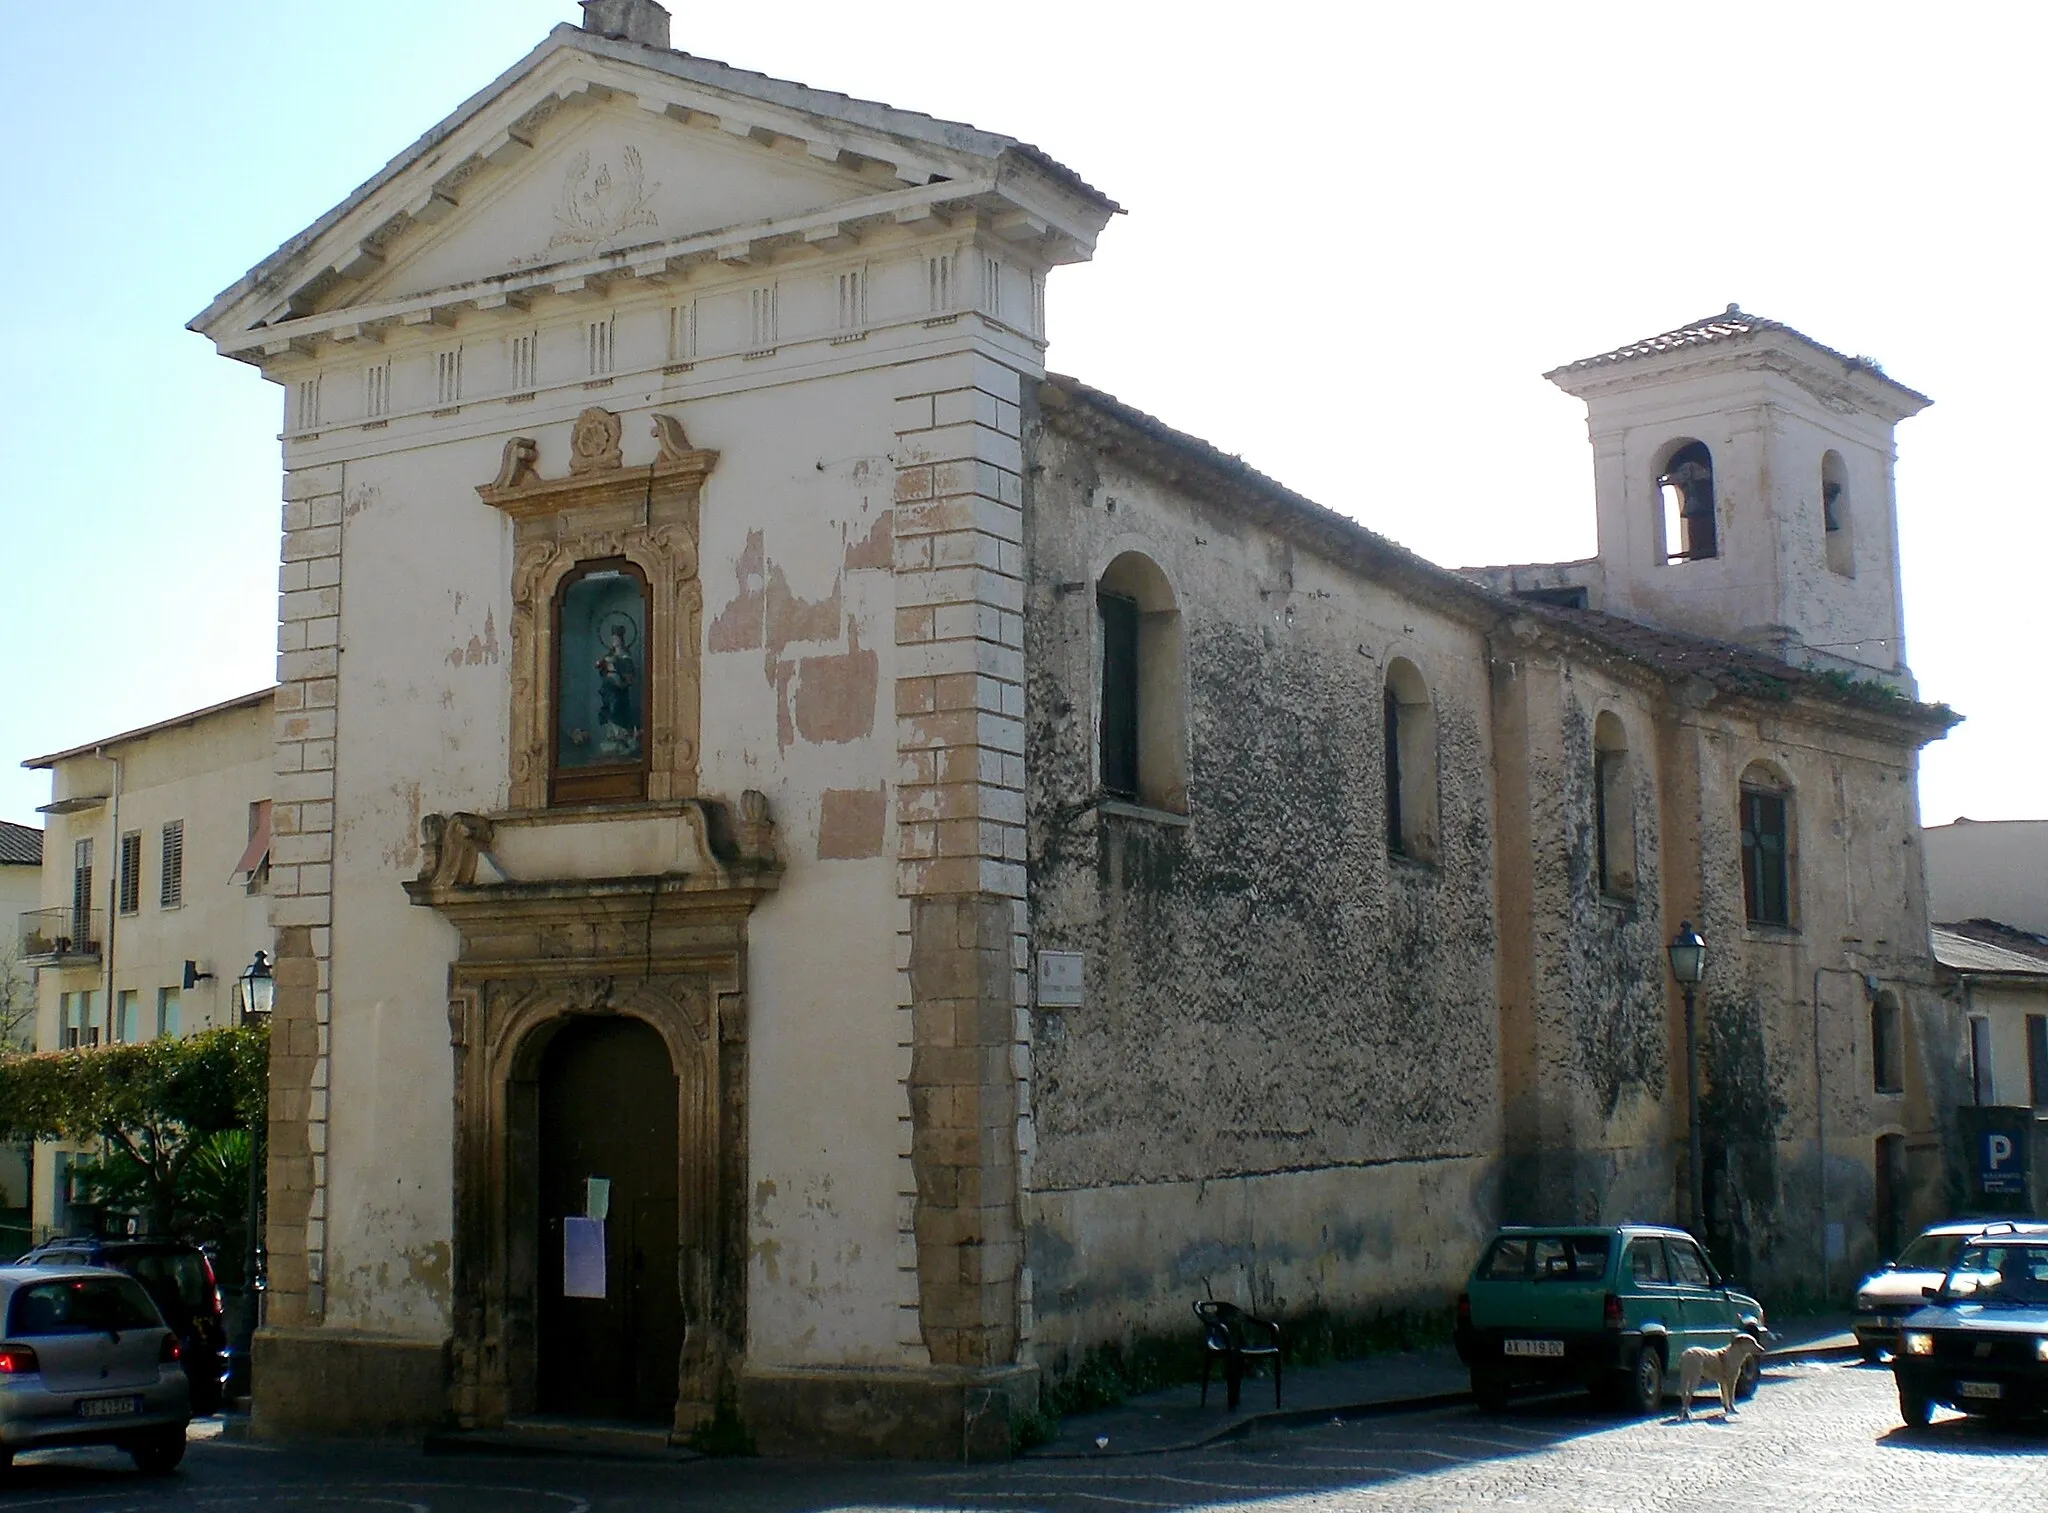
408;800;780;1431
407;411;779;1434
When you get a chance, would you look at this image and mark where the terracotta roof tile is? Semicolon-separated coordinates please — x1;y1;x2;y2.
1932;921;2048;976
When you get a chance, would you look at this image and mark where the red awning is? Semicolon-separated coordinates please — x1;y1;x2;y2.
230;801;271;886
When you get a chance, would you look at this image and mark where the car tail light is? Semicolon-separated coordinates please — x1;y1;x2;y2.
1603;1293;1623;1331
0;1345;40;1375
160;1333;182;1364
1456;1292;1471;1328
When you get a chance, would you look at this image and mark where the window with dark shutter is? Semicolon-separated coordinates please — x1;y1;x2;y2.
118;832;141;916
1971;1016;1995;1105
1098;591;1140;800
160;821;185;909
1383;684;1404;855
1739;785;1790;926
71;838;93;942
2028;1015;2048;1108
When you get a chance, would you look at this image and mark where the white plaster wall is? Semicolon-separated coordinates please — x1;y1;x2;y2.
1924;820;2048;935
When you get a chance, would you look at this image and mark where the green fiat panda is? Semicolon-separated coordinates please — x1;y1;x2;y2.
1455;1225;1771;1414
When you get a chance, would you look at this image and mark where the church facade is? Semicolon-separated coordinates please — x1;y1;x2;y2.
192;0;1964;1454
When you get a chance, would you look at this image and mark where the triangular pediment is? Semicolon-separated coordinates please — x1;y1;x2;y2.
351;101;890;309
192;26;1116;357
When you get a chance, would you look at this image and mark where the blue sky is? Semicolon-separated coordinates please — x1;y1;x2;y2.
2;1;2038;830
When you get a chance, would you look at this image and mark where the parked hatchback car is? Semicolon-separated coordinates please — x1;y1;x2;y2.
1894;1230;2048;1427
1854;1219;2048;1361
1456;1224;1771;1414
0;1265;191;1472
15;1239;228;1414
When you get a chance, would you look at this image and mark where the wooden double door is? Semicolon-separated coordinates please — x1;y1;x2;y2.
534;1016;681;1423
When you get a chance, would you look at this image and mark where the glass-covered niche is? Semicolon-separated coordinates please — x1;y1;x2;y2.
551;560;651;805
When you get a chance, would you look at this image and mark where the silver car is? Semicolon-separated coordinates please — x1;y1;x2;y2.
1854;1219;2048;1360
0;1265;191;1473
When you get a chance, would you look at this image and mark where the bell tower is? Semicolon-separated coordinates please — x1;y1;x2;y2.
1547;307;1931;689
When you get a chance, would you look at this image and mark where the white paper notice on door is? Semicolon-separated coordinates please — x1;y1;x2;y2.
563;1216;606;1299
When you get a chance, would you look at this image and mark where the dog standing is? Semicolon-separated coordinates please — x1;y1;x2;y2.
1675;1333;1761;1421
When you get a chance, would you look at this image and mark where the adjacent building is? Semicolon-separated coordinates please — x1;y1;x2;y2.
1;819;45;1239
185;0;1965;1454
1924;819;2048;937
20;691;275;1236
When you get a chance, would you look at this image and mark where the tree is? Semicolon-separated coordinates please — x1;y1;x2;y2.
0;1027;267;1236
0;935;33;1052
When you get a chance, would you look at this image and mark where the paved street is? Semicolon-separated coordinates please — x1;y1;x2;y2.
4;1360;2045;1511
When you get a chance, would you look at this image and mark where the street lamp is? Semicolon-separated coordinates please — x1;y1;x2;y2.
235;950;273;1023
234;950;272;1390
1667;922;1708;1237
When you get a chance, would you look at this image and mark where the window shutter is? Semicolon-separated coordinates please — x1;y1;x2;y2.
1098;592;1140;799
160;821;185;909
118;832;141;915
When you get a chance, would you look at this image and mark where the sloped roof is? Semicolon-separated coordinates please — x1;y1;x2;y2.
1933;921;2048;977
22;689;275;770
0;820;42;867
1040;375;1958;741
1544;304;1932;413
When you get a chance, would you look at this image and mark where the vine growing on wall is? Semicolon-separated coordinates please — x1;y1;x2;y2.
0;1026;267;1236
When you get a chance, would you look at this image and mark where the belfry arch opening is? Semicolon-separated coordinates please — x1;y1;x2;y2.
1657;439;1718;562
1822;450;1854;577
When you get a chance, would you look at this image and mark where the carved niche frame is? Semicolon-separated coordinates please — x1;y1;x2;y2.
480;408;715;810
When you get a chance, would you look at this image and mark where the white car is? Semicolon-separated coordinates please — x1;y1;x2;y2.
0;1265;191;1474
1854;1220;2048;1361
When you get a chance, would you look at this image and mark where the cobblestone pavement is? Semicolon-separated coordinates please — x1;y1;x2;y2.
2;1361;2043;1511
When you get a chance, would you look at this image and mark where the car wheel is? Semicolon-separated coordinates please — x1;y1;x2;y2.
1472;1366;1510;1414
1898;1382;1935;1432
129;1428;186;1476
1736;1351;1761;1401
1626;1344;1664;1416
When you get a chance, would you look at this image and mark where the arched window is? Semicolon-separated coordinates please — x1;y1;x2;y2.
1383;658;1438;863
1658;439;1718;562
552;558;651;805
1871;990;1904;1094
1096;552;1188;813
1738;762;1793;927
1593;710;1635;898
1822;450;1854;577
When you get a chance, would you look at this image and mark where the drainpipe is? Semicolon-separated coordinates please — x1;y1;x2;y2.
98;748;121;1047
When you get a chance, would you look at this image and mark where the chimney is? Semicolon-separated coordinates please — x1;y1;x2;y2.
578;0;671;48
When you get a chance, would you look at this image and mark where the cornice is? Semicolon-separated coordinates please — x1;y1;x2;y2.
1548;334;1930;425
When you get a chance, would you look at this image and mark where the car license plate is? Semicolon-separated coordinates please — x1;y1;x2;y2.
1503;1338;1565;1358
1959;1381;2003;1400
76;1395;140;1419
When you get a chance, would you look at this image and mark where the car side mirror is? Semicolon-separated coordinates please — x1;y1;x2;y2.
1883;1260;1897;1271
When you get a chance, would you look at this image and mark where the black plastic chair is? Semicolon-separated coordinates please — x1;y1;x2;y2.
1194;1299;1282;1411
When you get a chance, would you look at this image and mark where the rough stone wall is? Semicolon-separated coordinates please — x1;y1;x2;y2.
1671;710;1956;1289
1021;412;1502;1359
1489;648;1673;1225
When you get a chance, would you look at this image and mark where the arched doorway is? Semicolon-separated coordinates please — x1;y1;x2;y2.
535;1015;681;1422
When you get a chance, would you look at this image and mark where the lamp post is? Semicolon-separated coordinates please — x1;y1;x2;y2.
1666;923;1708;1236
235;951;273;1359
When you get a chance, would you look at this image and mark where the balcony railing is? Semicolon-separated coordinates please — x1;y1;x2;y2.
18;907;103;964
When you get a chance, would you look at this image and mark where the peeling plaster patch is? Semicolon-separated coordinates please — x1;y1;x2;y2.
844;509;894;570
818;785;888;860
380;781;423;871
790;625;878;745
446;608;501;667
407;1241;452;1307
766;564;842;655
342;482;382;519
708;529;766;652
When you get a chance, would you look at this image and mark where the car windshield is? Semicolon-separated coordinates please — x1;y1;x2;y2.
1895;1233;1966;1271
1942;1242;2048;1305
123;1251;216;1313
1478;1234;1610;1282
